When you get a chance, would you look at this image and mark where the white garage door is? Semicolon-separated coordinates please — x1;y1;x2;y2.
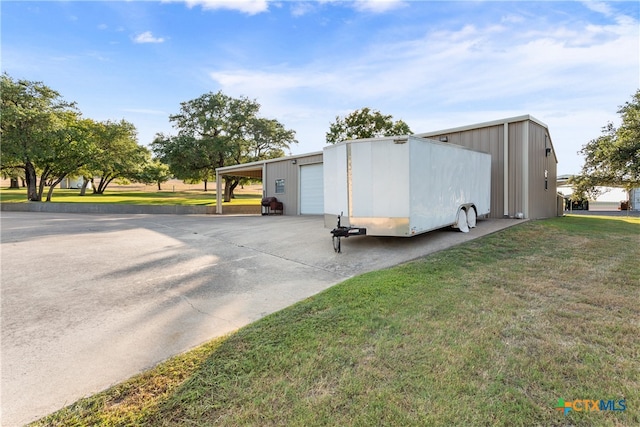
300;163;324;214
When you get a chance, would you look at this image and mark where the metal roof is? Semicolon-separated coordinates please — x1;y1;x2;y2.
414;115;549;137
216;151;323;178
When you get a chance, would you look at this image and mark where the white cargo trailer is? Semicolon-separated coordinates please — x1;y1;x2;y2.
324;135;491;249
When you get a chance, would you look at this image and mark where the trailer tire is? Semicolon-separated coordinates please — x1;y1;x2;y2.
456;209;470;233
467;206;477;228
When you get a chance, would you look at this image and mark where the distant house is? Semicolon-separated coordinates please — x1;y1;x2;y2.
59;177;86;189
557;175;637;211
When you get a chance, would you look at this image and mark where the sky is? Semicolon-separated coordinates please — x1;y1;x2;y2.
2;0;638;175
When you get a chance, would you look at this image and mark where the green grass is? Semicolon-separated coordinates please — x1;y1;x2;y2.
32;216;640;426
0;188;261;206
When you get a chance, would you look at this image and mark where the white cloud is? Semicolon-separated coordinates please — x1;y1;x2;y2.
209;9;638;106
133;31;165;44
174;0;407;16
290;2;317;17
581;1;615;17
176;0;269;14
352;0;407;14
206;3;638;172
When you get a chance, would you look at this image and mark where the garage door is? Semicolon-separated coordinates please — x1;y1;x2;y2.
300;163;324;214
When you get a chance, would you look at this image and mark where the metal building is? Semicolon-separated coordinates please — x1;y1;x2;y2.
415;115;558;219
217;115;559;219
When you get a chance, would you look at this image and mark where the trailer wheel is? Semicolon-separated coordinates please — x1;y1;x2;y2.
456;209;470;233
467;206;477;228
332;236;341;253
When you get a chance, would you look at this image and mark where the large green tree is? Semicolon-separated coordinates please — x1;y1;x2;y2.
135;158;171;191
84;119;146;194
326;107;413;144
572;90;640;197
242;117;295;161
153;91;296;200
1;73;79;200
39;115;100;201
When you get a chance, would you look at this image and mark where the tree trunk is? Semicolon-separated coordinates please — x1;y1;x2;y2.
37;173;48;201
157;181;162;191
95;175;115;194
9;178;19;189
203;179;208;192
95;176;106;194
25;161;40;201
229;179;239;199
46;177;65;202
97;176;116;194
37;166;53;201
79;176;90;196
223;179;232;202
223;178;240;202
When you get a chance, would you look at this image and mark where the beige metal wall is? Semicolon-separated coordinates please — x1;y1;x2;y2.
450;126;505;218
265;153;323;215
527;121;558;219
421;118;558;219
424;125;507;218
507;122;525;217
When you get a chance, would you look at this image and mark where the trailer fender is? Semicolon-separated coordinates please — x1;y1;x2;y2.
454;207;470;233
453;203;478;232
466;205;478;228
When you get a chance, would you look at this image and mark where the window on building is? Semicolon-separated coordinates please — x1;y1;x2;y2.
275;179;285;194
544;170;548;191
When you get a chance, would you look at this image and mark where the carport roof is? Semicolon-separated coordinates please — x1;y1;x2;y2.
216;162;264;179
216;151;323;179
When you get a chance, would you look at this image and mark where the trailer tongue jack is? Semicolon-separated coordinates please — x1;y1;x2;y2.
330;212;366;253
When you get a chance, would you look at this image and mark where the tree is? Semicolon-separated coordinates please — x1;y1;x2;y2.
135;158;171;190
152;133;218;191
85;120;146;194
572;90;640;194
243;118;295;161
220;117;296;198
326;107;413;144
40;115;99;201
153;91;297;201
1;73;78;200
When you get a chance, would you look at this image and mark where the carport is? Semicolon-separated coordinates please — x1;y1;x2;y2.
216;151;323;215
216;159;265;214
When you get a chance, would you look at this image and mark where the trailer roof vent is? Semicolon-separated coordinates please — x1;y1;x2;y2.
393;137;408;144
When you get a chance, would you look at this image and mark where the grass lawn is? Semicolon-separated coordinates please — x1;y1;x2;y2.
0;187;261;206
31;215;639;426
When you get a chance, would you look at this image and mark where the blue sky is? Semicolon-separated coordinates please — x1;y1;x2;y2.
2;1;638;175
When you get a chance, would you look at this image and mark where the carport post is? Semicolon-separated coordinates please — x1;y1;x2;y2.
216;171;222;214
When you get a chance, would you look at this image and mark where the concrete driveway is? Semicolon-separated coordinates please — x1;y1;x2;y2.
1;212;520;426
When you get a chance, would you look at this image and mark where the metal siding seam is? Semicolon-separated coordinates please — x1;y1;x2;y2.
504;122;509;217
347;143;353;218
522;120;530;218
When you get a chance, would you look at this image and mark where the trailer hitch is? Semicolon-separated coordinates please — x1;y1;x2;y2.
330;212;366;253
